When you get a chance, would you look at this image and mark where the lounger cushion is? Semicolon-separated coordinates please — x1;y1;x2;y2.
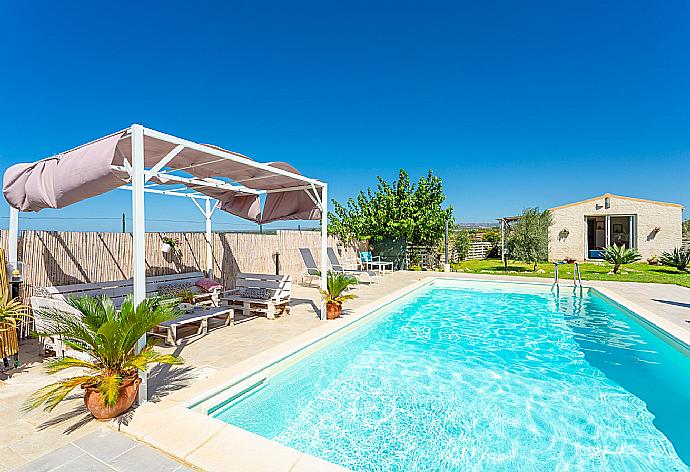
240;287;274;300
195;277;223;292
157;282;194;296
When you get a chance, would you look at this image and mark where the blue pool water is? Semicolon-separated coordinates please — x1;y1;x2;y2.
212;280;690;471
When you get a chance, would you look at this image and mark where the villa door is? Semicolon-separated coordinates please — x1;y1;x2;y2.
586;215;635;259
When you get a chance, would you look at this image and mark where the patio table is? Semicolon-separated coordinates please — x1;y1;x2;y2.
151;306;234;346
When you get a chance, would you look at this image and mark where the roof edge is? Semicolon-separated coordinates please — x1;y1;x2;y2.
549;193;684;211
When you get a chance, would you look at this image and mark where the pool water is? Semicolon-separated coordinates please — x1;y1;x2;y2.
212;280;690;471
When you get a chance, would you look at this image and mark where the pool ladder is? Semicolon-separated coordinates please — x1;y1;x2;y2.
552;261;582;292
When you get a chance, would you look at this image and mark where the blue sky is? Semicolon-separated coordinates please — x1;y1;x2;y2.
1;1;688;232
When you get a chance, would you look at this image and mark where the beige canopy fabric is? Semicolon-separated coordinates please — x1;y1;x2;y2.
3;132;127;212
3;128;321;224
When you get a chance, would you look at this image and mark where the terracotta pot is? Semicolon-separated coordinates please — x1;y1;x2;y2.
326;302;342;320
83;376;141;420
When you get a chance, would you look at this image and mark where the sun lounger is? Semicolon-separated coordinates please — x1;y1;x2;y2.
298;248;322;286
327;248;378;284
221;273;291;320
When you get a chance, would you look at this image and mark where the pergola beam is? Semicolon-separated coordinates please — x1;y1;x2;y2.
112;165;262;196
144;145;185;183
142;127;324;187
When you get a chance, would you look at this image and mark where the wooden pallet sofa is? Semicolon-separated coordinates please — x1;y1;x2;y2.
221;273;292;320
30;271;226;356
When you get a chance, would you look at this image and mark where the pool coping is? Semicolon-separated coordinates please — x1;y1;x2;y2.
109;276;690;472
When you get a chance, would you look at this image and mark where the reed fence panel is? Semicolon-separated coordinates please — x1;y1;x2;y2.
0;229;359;302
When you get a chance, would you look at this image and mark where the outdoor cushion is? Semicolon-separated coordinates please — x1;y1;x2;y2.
240;287;274;300
195;277;223;292
157;282;194;296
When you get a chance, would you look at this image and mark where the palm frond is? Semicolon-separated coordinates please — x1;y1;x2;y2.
23;375;97;412
44;357;99;375
125;348;184;371
98;372;122;407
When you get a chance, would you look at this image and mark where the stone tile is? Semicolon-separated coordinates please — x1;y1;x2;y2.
290;454;350;472
109;402;179;440
11;444;85;472
73;429;137;462
186;425;301;472
109;444;184;472
143;408;225;458
0;446;27;472
52;454;114;472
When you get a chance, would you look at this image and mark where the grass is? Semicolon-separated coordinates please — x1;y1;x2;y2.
450;258;690;288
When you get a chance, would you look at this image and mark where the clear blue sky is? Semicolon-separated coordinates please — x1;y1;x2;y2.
1;0;688;232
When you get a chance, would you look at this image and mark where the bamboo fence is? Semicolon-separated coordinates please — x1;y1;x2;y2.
0;229;361;302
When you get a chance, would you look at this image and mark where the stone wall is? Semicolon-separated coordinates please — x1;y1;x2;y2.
548;195;683;261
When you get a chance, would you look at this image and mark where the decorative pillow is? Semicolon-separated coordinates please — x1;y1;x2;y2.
195;277;223;293
157;282;194;296
241;287;274;300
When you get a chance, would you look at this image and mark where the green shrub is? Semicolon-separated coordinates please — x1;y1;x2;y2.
659;247;690;273
602;245;641;274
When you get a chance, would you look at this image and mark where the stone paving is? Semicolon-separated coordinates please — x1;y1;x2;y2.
2;271;690;471
12;429;193;472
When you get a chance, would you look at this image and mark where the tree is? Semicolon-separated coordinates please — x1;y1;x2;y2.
451;230;471;261
683;220;690;239
482;228;501;258
507;208;552;271
329;169;452;246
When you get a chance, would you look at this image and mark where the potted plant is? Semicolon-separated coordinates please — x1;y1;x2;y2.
320;271;358;320
0;298;29;369
161;237;181;254
25;294;183;420
564;257;576;264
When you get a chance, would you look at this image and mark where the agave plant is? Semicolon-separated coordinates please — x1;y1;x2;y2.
602;245;641;274
24;294;182;412
320;271;358;307
659;247;690;273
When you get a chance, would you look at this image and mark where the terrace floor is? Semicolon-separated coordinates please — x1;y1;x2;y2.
2;271;690;471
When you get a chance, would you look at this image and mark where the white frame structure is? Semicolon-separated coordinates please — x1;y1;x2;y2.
6;124;329;404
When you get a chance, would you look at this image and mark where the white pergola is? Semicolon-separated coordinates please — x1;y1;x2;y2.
5;124;329;403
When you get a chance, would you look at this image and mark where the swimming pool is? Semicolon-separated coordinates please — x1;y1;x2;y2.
210;279;690;471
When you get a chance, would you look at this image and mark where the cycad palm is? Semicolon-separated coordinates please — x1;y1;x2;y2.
602;245;641;274
320;271;358;306
25;294;182;412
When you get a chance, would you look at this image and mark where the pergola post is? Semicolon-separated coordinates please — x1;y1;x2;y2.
320;184;328;320
8;206;19;266
131;124;148;404
205;198;213;278
500;218;506;263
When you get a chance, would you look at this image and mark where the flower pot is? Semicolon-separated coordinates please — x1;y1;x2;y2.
162;243;173;253
326;302;342;320
83;375;141;420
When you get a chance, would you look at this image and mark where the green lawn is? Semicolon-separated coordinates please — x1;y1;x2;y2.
450;258;690;288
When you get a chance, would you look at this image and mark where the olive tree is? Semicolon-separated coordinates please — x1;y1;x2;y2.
507;208;553;271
